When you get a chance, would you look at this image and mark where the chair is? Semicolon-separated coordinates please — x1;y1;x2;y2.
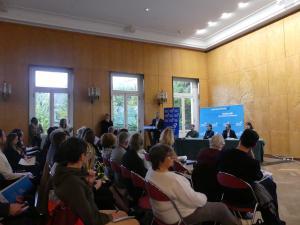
173;161;189;174
131;171;151;209
120;165;131;179
145;181;187;225
217;172;259;224
110;160;121;174
47;201;84;225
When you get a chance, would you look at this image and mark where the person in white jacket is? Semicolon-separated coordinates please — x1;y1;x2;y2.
0;129;31;180
146;143;241;225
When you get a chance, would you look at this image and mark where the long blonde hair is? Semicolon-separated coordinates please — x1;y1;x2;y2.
159;127;174;147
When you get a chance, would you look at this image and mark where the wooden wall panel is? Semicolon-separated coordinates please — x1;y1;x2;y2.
207;11;300;157
0;21;208;142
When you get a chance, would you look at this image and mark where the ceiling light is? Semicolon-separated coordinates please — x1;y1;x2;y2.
144;8;150;12
208;21;218;27
196;29;207;35
220;12;233;19
238;2;250;9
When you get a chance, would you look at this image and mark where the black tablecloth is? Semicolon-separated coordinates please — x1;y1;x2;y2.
174;138;264;162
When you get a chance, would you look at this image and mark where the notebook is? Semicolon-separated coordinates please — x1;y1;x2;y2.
0;175;33;203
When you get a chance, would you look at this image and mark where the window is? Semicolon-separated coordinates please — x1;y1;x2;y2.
111;73;144;133
173;78;199;137
29;67;73;131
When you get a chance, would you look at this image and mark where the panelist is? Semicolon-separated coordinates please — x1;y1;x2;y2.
203;124;214;139
222;123;237;139
185;124;199;138
150;112;164;144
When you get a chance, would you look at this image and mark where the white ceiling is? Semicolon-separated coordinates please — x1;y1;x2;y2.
0;0;300;50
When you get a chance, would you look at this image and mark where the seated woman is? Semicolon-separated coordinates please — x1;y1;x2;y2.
82;128;98;170
0;129;31;181
52;137;139;225
101;133;116;162
192;135;225;202
4;133;23;172
146;143;241;225
11;128;26;153
121;133;147;203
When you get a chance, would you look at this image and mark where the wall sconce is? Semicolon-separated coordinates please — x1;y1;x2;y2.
157;90;167;105
88;87;100;104
0;81;12;101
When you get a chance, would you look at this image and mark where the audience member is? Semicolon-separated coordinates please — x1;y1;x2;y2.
52;137;138;225
146;144;240;225
192;135;224;201
121;133;147;202
29;117;43;147
159;127;175;147
222;123;237;139
101;133;116;161
110;132;130;164
82;128;98;170
245;122;254;130
218;129;285;225
185;124;199;138
100;113;113;136
110;131;130;187
4;133;23;171
11;128;26;153
0;129;31;180
76;126;87;139
203;123;214;139
150;112;164;144
46;131;67;168
59;118;73;136
119;128;128;133
40;126;58;168
107;126;115;134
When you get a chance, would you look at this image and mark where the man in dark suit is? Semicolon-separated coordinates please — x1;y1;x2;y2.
150;112;164;144
222;123;237;139
203;123;214;139
100;113;113;135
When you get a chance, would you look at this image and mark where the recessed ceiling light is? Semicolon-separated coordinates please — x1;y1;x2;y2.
220;12;233;19
238;2;250;9
196;29;207;35
208;21;218;27
144;8;150;12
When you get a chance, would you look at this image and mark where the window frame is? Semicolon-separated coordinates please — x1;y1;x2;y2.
110;72;144;133
29;66;74;129
172;77;199;137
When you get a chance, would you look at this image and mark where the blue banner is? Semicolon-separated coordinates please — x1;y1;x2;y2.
164;107;180;138
200;105;244;138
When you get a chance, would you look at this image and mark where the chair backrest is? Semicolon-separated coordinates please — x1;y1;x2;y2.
173;161;189;174
110;160;121;174
131;171;146;189
217;172;258;207
217;172;250;189
146;181;170;201
120;165;131;179
47;202;84;225
146;181;187;225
